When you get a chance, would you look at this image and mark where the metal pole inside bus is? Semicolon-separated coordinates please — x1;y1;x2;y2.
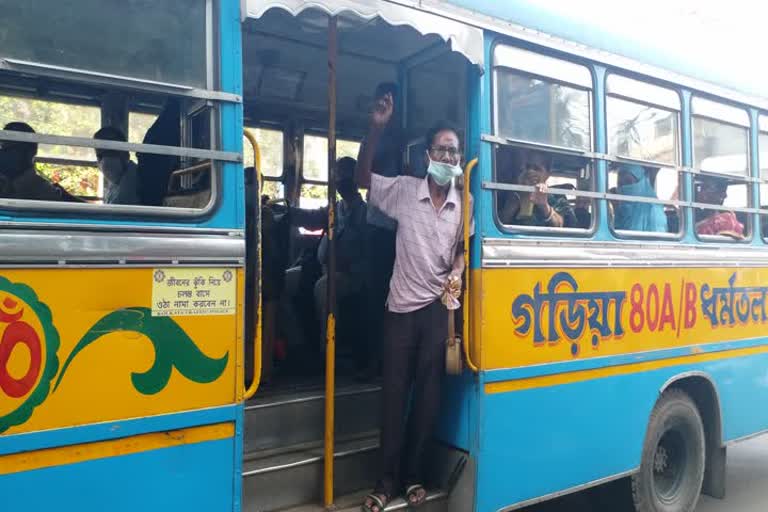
323;15;338;510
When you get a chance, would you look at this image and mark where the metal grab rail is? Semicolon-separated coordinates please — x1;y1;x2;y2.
463;158;480;373
243;130;263;401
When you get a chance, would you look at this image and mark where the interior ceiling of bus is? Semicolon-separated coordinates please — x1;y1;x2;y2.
242;8;459;135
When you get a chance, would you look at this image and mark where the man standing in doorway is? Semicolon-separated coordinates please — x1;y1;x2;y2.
357;93;471;512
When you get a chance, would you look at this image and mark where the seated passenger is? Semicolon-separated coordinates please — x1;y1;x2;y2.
0;122;79;202
498;150;576;227
613;164;667;233
137;98;181;206
93;127;139;205
695;175;744;239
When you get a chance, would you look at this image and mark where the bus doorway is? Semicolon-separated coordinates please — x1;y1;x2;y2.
240;2;482;511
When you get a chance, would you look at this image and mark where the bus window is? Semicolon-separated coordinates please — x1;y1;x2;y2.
692;97;751;241
606;76;681;236
758;117;768;239
492;46;594;232
495;146;593;231
608;164;679;235
300;134;360;208
244;127;284;201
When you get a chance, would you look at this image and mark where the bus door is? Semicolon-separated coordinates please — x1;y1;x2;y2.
241;1;484;510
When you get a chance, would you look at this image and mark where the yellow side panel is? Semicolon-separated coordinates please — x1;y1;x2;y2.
478;267;768;370
0;268;242;436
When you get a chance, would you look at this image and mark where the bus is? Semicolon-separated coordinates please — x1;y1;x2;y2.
1;1;767;512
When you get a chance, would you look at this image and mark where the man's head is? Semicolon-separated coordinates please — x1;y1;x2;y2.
93;126;129;162
517;150;551;186
335;156;358;201
0;122;38;179
697;175;729;205
425;121;461;167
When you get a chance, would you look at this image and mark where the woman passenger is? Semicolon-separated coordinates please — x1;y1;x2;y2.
695;175;745;239
498;150;576;228
613;164;667;233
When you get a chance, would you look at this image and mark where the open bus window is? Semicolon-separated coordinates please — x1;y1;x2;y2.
608;164;680;235
694;175;751;241
0;96;102;200
0;90;219;211
494;145;594;231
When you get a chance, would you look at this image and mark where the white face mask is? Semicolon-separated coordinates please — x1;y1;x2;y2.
426;152;462;186
99;156;125;185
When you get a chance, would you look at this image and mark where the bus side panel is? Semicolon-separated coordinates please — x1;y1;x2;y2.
0;267;240;437
475;351;768;511
0;429;235;512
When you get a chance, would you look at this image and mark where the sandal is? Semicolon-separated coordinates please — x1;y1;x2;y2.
362;492;390;512
405;484;427;508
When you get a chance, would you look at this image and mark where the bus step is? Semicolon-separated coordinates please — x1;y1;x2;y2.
244;383;381;454
275;488;449;512
242;433;381;512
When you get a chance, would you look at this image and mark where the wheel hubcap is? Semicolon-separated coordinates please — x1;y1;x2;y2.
653;429;687;502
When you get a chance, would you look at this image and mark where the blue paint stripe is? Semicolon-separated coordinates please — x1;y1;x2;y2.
484;335;768;383
0;404;238;456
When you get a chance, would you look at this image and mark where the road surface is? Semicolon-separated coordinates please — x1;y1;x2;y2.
519;434;768;512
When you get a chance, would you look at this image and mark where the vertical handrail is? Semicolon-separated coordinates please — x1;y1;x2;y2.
462;158;479;372
324;15;338;510
243;130;263;401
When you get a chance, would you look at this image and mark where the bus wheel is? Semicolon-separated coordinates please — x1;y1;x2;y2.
631;389;705;512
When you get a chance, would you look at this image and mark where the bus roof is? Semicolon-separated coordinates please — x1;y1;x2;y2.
445;0;766;104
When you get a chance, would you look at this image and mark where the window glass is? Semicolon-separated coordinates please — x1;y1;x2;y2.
244;127;284;177
607;97;678;164
495;146;593;231
0;0;207;88
302;135;360;182
495;69;591;151
694;174;750;240
129;112;159;144
693;116;749;175
608;164;680;235
760;132;768;182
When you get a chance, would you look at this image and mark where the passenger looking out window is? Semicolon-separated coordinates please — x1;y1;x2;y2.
93;127;140;205
497;149;576;228
612;164;668;233
695;175;745;239
0;122;80;202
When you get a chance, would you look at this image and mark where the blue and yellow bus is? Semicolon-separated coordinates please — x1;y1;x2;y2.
1;1;767;512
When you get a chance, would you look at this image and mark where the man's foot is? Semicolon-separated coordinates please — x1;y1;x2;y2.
405;484;427;508
361;492;390;512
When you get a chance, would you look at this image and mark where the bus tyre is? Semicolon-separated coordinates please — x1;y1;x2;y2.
631;389;705;512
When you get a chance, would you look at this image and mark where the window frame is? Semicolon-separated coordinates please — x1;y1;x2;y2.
0;0;238;221
604;74;684;241
489;43;597;237
690;96;754;244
